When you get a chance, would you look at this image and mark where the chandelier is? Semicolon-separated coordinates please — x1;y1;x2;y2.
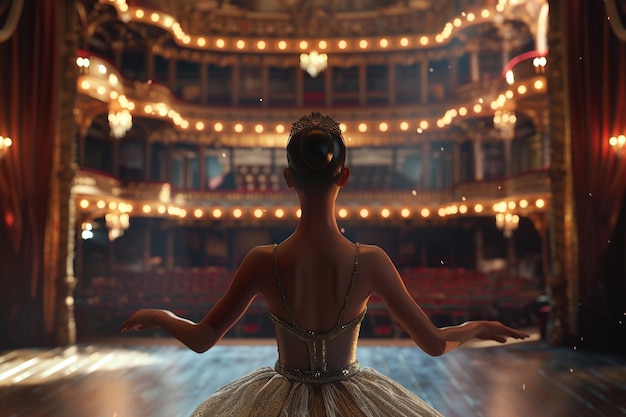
0;135;13;158
493;110;516;140
105;212;130;240
495;212;520;238
108;95;134;138
300;51;328;78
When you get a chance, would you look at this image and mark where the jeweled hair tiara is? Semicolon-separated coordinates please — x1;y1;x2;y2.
289;111;343;139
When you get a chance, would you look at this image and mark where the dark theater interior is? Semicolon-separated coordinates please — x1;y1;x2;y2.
1;0;625;416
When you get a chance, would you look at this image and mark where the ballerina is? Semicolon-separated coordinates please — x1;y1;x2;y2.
121;111;529;416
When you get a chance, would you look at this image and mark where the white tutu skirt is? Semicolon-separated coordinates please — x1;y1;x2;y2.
190;366;444;417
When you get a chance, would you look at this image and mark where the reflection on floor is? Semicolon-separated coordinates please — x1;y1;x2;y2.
1;333;625;417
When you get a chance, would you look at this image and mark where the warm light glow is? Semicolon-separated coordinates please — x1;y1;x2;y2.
300;51;328;77
338;40;347;49
234;123;243;133
481;9;490;18
378;122;388;132
197;37;206;47
473;104;482;113
420;208;430;217
318;40;328;50
359;39;368;49
338;208;348;218
359;208;369;218
438;208;446;217
381;208;390;218
419;120;429;130
275;124;285;134
142;205;152;214
194;209;203;218
299;40;308;50
534;80;544;90
195;121;205;130
212;208;222;218
255;124;264;133
400;122;409;131
474;204;483;213
233;208;242;218
358;123;367;132
257;40;266;50
275;208;284;218
253;208;264;218
214;122;223;132
135;9;144;18
400;208;410;218
459;205;468;214
79;199;89;208
216;39;225;48
536;199;545;208
517;85;527;94
379;38;389;48
278;40;287;50
236;40;245;49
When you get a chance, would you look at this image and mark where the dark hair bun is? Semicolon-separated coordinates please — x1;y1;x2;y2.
299;128;334;170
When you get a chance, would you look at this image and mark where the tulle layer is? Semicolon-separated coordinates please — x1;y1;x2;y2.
190;366;444;417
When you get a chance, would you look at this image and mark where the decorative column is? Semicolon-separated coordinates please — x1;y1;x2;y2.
146;46;155;81
261;62;269;107
473;137;484;181
231;61;240;105
420;58;429;103
449;55;458;92
198;145;206;190
53;3;80;345
200;61;208;105
470;48;480;82
388;62;396;105
112;137;119;177
167;56;177;91
545;0;577;346
358;63;366;106
144;140;151;180
421;142;430;189
452;141;461;184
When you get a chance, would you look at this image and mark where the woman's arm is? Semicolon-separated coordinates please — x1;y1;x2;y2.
364;245;529;356
120;247;266;353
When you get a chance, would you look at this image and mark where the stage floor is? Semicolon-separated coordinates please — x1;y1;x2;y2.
1;332;625;417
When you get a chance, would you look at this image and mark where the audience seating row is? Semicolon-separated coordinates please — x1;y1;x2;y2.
78;267;543;337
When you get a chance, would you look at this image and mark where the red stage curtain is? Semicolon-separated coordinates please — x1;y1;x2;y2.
0;1;59;347
566;1;626;334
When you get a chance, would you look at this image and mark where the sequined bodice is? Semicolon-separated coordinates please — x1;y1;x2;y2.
270;243;365;384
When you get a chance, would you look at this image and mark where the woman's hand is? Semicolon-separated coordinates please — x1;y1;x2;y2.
475;321;531;343
120;309;162;332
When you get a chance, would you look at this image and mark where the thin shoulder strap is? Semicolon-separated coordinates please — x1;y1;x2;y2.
273;242;361;329
334;242;360;328
274;243;297;326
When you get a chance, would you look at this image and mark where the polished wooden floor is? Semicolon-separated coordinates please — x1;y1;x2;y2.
1;332;625;417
